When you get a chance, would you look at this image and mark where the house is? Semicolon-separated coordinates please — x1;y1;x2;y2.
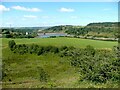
26;32;29;35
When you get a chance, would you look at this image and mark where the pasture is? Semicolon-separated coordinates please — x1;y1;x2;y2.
2;37;117;49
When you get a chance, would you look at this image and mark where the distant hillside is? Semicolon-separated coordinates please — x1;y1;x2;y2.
83;22;118;38
43;22;118;38
18;27;48;30
87;22;118;27
1;27;49;33
1;22;118;38
84;22;117;33
43;25;83;33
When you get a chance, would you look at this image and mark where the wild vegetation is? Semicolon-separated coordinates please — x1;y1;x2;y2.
2;38;119;88
7;40;120;83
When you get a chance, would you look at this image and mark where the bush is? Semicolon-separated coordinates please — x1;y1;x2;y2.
51;47;59;53
8;40;16;51
70;49;119;83
85;45;95;56
9;42;60;55
9;41;71;56
60;46;68;51
28;44;39;54
44;46;54;52
37;46;44;55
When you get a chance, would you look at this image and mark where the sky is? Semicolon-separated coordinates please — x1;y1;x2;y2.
1;0;120;2
0;2;118;27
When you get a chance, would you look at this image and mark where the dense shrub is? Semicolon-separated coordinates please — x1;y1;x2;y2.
44;46;54;52
8;40;16;51
13;44;28;54
29;44;39;54
37;46;44;55
85;45;95;56
50;47;59;53
8;41;60;55
60;46;68;51
59;46;77;57
70;46;120;83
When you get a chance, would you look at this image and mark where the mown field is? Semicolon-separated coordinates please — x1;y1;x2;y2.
2;37;117;49
1;37;119;88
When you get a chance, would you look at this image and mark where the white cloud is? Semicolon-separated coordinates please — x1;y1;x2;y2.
59;7;74;12
12;6;41;12
23;15;37;18
0;5;10;11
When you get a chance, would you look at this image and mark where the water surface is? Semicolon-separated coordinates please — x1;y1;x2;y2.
38;33;67;38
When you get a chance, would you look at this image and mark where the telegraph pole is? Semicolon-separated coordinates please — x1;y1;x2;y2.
10;24;11;28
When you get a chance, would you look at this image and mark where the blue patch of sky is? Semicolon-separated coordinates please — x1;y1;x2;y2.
1;2;118;27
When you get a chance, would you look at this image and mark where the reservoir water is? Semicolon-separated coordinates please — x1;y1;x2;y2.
38;33;67;38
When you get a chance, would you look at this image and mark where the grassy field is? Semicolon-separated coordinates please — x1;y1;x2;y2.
1;37;119;88
2;37;117;49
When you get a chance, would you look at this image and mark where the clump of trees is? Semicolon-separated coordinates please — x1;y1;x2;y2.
8;40;60;55
8;40;16;51
2;28;38;38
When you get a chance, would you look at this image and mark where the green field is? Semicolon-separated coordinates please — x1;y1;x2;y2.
2;37;117;49
2;37;119;88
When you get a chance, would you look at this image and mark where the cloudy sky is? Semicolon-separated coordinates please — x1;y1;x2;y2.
0;2;118;27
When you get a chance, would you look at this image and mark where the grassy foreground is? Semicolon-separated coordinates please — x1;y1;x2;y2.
2;37;119;88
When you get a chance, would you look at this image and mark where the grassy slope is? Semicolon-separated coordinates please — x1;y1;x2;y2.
2;37;118;88
2;48;81;88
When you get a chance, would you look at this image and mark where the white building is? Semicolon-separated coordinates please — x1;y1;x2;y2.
26;32;28;35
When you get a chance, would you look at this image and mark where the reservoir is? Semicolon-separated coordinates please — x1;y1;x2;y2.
37;33;67;38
